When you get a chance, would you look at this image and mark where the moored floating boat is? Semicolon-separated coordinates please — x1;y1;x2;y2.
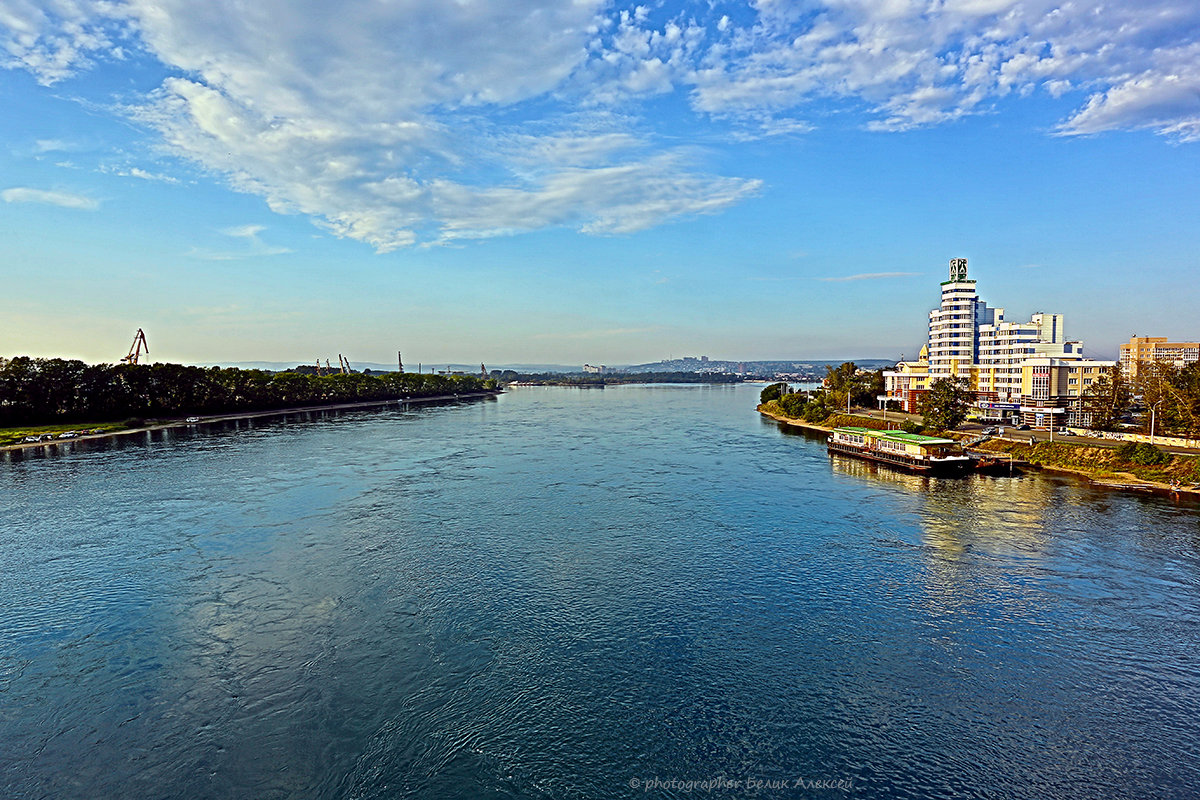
828;426;973;475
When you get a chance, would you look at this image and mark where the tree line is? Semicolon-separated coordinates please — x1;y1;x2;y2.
759;363;902;426
1081;361;1200;437
0;357;496;428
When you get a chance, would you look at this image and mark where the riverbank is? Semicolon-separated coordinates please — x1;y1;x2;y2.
972;438;1200;498
1;390;502;454
758;404;1200;499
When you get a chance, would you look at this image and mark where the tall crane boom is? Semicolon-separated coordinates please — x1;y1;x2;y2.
120;328;149;365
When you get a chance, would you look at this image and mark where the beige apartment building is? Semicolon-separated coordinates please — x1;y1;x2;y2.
1119;336;1200;380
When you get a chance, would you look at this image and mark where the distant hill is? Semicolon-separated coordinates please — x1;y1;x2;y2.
205;358;896;376
621;357;896;375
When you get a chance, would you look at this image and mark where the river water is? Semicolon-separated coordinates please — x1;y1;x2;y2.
2;384;1198;799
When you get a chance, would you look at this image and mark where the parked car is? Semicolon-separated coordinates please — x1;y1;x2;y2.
58;431;79;439
23;435;40;442
185;416;200;423
1016;424;1031;430
981;427;997;435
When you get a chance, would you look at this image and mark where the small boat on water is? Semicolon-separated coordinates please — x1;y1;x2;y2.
828;426;973;475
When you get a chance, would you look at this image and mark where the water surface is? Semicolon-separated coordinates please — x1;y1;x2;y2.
2;385;1198;798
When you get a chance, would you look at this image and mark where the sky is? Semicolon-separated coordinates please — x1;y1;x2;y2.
2;0;1199;367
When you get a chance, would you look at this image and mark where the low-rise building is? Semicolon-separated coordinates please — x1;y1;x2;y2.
883;345;931;412
1018;357;1116;428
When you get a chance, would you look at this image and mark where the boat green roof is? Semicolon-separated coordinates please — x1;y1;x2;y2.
833;426;957;445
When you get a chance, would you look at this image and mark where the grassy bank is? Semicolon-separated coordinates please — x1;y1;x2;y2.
758;401;889;432
0;421;130;447
974;439;1200;486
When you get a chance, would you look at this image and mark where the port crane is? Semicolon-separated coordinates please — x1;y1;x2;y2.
121;328;149;365
339;354;351;374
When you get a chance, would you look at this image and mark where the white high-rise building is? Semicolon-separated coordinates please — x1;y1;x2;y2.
887;258;1102;425
926;258;996;381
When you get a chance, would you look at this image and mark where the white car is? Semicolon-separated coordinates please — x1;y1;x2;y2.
186;417;200;423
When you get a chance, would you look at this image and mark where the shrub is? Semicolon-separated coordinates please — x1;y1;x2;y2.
1114;441;1169;466
900;419;924;435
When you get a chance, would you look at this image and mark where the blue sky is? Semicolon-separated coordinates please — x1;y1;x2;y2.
2;0;1198;366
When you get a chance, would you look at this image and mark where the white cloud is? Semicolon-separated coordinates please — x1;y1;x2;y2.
110;1;760;250
685;0;1200;136
1;186;98;208
5;0;1199;251
1059;70;1200;142
99;163;180;183
0;0;122;84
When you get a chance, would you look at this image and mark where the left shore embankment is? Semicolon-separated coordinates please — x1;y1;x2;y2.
1;390;502;454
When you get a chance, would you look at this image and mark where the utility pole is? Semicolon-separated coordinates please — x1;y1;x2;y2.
398;351;403;373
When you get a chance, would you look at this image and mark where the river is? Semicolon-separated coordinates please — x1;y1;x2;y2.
2;384;1198;799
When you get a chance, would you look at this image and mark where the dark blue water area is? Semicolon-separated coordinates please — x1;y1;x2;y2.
1;385;1198;799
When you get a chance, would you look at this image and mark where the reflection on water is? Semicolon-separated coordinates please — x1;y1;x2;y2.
2;386;1199;799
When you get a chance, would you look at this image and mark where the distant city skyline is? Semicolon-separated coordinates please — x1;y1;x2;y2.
3;1;1198;366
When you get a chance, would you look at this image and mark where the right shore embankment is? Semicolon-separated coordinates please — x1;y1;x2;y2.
758;403;1200;499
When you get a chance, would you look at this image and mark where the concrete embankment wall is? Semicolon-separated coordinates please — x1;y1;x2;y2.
1067;429;1200;450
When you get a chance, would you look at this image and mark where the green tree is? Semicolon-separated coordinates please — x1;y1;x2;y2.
1080;365;1131;431
777;392;808;418
823;362;877;411
760;382;787;404
918;377;970;432
1139;360;1200;438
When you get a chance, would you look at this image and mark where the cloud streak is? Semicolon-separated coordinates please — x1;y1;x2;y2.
187;224;292;260
2;187;98;209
